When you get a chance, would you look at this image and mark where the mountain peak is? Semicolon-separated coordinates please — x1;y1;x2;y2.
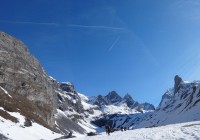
123;93;133;100
106;91;118;97
159;90;173;108
92;95;109;107
60;82;75;93
122;93;139;109
105;91;122;104
141;102;155;110
174;75;183;94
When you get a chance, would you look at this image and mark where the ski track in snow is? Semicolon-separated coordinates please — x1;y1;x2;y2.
69;121;200;140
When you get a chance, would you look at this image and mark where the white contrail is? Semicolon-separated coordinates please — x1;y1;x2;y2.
0;20;59;26
108;36;120;52
0;20;125;30
67;24;125;31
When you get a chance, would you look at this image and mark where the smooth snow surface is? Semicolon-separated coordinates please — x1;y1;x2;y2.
70;121;200;140
101;104;137;114
0;109;62;140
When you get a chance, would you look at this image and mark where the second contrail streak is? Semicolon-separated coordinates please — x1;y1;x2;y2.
108;36;121;52
67;24;124;30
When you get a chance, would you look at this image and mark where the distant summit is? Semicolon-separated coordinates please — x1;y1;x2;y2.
174;75;183;94
121;93;139;109
89;91;155;112
93;76;200;130
105;91;122;104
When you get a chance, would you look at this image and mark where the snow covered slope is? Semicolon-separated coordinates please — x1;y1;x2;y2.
54;85;103;135
135;76;200;129
70;121;200;140
0;107;62;140
92;76;200;131
1;30;200;139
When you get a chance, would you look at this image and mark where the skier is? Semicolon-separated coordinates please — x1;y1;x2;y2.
124;127;127;131
121;126;124;131
107;125;111;136
105;124;111;136
105;124;108;134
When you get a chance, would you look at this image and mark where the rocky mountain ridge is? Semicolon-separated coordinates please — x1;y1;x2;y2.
0;31;57;130
1;31;200;139
0;31;91;135
92;75;200;130
134;77;200;129
88;91;155;112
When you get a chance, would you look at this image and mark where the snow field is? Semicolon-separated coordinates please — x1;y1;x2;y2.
70;121;200;140
0;108;62;140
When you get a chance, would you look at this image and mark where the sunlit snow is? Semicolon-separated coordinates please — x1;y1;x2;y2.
70;121;200;140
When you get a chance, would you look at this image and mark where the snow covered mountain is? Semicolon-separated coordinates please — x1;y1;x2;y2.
86;91;155;130
1;31;200;140
0;31;99;139
88;91;155;112
136;76;200;128
105;91;122;104
91;75;200;131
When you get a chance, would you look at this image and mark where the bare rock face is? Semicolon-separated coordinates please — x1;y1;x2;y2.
174;75;183;94
93;95;109;107
158;90;173;108
0;31;88;135
57;82;83;114
60;82;75;93
105;91;122;104
0;31;58;129
123;93;139;109
0;133;10;140
140;102;155;111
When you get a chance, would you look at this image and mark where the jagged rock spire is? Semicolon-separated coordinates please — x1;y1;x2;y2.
105;91;122;104
174;75;183;94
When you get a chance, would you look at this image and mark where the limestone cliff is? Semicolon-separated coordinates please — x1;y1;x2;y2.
0;31;58;130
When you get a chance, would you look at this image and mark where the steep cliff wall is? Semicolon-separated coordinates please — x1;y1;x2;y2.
0;31;58;130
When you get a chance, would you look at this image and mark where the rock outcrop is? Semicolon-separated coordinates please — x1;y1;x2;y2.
174;75;183;94
136;77;200;129
158;90;173;108
105;91;122;104
122;93;139;109
60;82;75;93
57;82;83;113
92;95;109;107
0;31;57;130
140;102;155;111
0;31;85;134
89;91;155;111
93;76;200;130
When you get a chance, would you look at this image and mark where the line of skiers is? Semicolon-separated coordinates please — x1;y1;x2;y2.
121;126;129;131
105;124;130;136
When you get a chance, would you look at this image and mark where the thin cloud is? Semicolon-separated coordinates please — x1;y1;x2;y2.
169;0;200;20
108;36;120;52
0;20;125;30
0;20;59;26
174;44;200;80
67;24;125;31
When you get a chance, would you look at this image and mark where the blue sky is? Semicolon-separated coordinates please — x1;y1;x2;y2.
1;0;200;106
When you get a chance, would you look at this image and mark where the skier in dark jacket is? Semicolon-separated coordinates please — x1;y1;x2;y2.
105;124;111;136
